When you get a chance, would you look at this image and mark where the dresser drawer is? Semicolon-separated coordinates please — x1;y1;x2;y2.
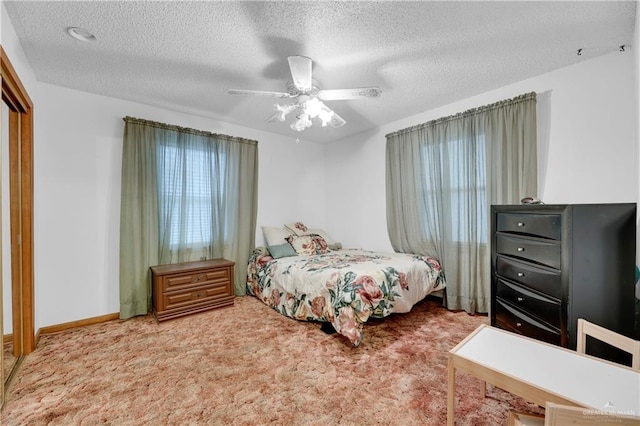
496;234;561;269
164;267;231;293
163;281;233;311
496;278;561;327
494;299;561;345
496;213;561;240
496;256;561;299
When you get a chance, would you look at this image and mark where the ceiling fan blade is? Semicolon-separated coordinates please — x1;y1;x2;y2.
225;89;292;98
317;87;382;101
287;55;313;92
328;111;346;128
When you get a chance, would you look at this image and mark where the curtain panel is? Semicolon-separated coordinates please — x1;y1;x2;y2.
119;117;259;319
385;92;537;313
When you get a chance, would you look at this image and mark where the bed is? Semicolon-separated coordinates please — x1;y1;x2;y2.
246;226;446;346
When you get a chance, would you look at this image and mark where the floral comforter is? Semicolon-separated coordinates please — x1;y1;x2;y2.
246;248;446;346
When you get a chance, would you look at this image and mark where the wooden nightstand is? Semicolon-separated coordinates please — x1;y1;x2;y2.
151;259;235;321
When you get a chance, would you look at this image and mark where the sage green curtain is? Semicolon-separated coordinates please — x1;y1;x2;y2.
386;92;537;313
119;117;258;319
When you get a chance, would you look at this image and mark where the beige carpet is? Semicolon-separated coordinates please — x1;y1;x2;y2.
3;339;16;381
1;296;543;425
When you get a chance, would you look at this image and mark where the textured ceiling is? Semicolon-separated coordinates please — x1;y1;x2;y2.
3;1;637;143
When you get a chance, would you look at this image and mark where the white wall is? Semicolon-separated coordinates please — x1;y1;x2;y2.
326;50;637;252
3;2;328;328
34;84;328;327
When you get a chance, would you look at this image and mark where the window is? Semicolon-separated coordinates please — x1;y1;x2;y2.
157;142;226;249
424;135;487;243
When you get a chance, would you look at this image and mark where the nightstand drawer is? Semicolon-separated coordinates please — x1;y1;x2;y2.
496;213;561;240
496;278;561;327
164;268;231;292
496;256;561;299
494;299;561;345
163;281;233;311
496;234;561;269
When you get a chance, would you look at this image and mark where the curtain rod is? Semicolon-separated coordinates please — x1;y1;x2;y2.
385;91;536;138
123;116;259;145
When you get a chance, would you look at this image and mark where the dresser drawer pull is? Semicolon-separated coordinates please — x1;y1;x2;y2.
516;322;522;327
193;274;204;283
517;297;524;302
517;272;525;277
517;222;525;227
191;290;207;299
517;247;525;252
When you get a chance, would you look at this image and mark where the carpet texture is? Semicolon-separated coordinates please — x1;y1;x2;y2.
1;296;543;425
3;340;16;381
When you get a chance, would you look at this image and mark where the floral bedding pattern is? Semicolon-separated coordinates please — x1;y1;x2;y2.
246;248;446;346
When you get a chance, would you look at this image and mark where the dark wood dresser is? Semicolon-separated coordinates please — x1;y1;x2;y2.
490;203;636;364
151;259;235;321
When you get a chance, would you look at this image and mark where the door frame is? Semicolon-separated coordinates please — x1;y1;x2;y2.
1;46;35;358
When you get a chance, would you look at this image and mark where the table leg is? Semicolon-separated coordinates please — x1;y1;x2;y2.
480;380;486;399
447;356;455;426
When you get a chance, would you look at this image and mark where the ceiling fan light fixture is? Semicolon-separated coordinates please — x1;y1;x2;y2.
318;109;334;127
291;112;312;132
290;119;305;132
303;97;323;118
274;103;294;122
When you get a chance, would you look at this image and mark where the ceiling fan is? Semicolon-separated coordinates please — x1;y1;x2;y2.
225;55;382;132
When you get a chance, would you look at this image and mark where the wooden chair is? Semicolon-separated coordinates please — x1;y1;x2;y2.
544;402;640;425
508;410;544;426
510;402;640;426
507;320;640;425
576;318;640;370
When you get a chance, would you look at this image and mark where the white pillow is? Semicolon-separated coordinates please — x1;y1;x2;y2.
261;226;292;246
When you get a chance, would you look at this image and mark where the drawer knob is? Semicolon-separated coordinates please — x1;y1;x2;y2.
516;322;522;327
517;297;524;302
517;222;525;227
517;247;525;252
517;272;525;277
191;291;207;299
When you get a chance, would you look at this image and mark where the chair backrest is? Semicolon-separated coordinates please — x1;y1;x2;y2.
576;318;640;370
544;402;640;425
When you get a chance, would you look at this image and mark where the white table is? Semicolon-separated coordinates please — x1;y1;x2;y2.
447;324;640;425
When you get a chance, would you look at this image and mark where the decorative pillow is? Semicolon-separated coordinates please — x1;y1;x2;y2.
286;235;317;256
284;221;309;236
262;226;292;246
310;234;329;254
253;246;270;256
267;243;297;259
306;228;335;244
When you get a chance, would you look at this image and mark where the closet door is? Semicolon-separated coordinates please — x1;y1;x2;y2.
1;99;9;403
0;47;35;408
